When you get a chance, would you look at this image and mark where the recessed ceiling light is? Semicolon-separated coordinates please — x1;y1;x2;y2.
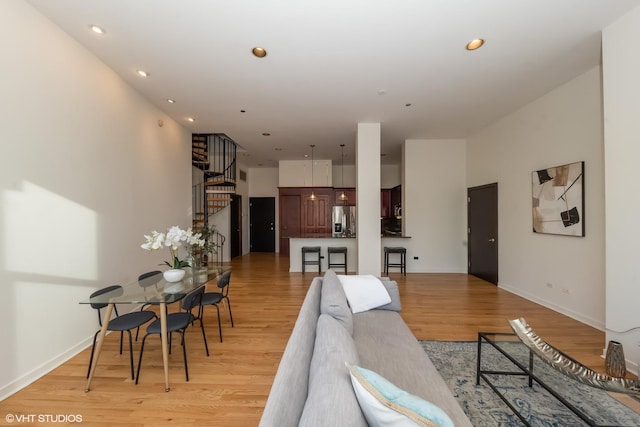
466;38;485;51
89;25;106;35
166;99;176;104
136;69;150;77
262;132;271;136
252;47;267;58
186;117;195;122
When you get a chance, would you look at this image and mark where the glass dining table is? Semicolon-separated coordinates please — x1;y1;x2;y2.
79;265;230;392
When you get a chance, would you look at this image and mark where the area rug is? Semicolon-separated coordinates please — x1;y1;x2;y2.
420;340;640;426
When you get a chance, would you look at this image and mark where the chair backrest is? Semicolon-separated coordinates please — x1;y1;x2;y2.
138;270;162;288
89;285;123;324
217;270;232;296
181;285;205;312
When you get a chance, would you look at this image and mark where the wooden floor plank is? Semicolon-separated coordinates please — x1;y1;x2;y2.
0;253;636;425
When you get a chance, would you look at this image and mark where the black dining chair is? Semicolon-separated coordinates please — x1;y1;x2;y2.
87;285;158;379
135;270;163;340
135;285;209;384
201;270;234;342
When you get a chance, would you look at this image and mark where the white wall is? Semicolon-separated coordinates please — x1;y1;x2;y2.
0;1;192;398
248;167;279;252
467;66;606;330
403;139;467;272
381;164;402;189
603;6;640;373
331;164;401;189
332;164;356;188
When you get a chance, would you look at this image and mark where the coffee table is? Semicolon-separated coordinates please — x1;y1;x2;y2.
476;331;625;427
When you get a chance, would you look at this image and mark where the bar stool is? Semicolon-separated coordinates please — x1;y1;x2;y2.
327;247;348;273
302;246;321;273
384;246;406;275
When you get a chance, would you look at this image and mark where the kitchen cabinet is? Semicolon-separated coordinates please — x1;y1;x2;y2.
279;187;332;255
390;185;401;217
279;160;332;187
380;189;392;217
279;192;301;256
302;191;331;236
381;186;401;218
334;188;356;205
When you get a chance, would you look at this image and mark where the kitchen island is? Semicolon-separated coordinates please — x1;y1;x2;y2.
289;236;411;273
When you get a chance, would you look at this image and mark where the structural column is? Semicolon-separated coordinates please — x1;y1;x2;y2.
356;123;381;275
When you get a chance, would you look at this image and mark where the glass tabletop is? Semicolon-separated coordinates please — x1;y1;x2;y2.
79;266;231;305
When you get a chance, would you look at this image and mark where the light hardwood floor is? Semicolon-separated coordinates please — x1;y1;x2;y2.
0;253;636;425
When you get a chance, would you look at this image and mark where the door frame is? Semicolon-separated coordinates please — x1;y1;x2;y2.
467;183;498;285
249;197;276;252
230;194;242;259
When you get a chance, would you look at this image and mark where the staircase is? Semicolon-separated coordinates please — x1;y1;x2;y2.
192;133;237;263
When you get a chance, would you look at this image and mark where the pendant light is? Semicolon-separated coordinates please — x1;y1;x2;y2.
309;144;316;201
339;144;348;202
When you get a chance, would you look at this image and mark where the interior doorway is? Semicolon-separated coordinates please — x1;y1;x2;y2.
467;183;498;285
250;197;276;252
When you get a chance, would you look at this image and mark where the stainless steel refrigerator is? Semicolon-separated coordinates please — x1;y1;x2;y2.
332;206;356;237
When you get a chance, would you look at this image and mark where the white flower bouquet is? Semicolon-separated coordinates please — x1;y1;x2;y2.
141;226;205;269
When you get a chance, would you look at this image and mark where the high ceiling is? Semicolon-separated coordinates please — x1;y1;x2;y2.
27;0;640;166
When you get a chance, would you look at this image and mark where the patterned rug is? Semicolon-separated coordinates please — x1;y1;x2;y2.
420;340;640;427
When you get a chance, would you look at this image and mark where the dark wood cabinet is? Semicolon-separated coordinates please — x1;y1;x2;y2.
381;186;401;218
381;189;392;217
390;185;401;217
279;187;332;255
279;192;301;256
334;188;356;205
302;191;331;236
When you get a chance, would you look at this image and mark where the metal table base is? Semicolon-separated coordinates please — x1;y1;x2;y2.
476;332;630;427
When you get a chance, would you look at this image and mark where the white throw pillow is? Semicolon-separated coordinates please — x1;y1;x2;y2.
337;275;391;313
346;363;454;427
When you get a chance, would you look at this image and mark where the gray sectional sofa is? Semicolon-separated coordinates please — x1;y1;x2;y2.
260;270;472;426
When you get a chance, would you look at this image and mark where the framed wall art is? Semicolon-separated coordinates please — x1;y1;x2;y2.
532;161;584;236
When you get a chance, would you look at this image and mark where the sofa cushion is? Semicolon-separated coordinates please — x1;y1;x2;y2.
338;274;391;313
299;314;367;427
259;278;322;427
347;364;454;427
352;310;472;426
320;269;353;334
377;279;402;311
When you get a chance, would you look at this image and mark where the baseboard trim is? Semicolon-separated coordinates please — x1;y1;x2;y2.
498;282;605;331
0;336;92;402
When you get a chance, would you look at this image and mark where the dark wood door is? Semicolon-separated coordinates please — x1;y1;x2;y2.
468;183;498;285
279;194;301;256
250;197;275;252
230;194;242;259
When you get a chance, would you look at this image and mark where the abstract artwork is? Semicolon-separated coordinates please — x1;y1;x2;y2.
532;161;584;236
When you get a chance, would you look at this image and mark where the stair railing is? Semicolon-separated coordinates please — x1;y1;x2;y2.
208;134;237;184
192;182;205;223
213;231;226;265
